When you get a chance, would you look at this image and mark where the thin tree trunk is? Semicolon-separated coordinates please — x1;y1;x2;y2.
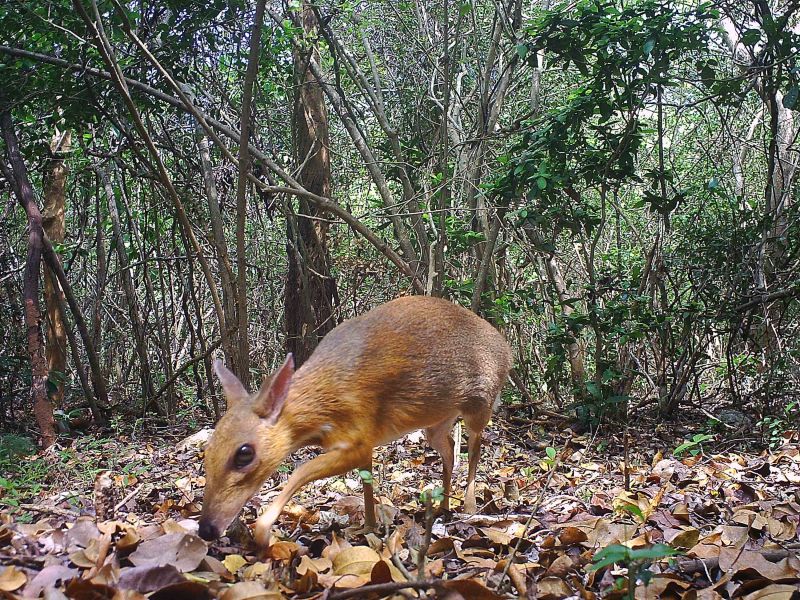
232;0;267;384
286;0;339;366
42;129;70;409
196;129;237;372
1;111;56;447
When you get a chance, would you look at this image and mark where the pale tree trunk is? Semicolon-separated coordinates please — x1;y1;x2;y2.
286;0;339;366
42;129;70;409
1;111;56;447
196;129;237;372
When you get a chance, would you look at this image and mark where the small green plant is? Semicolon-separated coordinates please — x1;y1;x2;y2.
589;543;681;599
0;434;47;508
358;469;373;485
673;433;714;457
541;446;557;470
419;486;444;505
758;400;800;448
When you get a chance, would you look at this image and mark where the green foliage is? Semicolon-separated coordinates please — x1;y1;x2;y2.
0;434;45;507
673;433;714;457
758;400;800;449
590;543;681;598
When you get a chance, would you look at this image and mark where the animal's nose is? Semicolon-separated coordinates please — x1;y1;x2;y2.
198;518;219;541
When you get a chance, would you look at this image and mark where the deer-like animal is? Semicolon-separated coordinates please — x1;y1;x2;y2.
198;296;512;546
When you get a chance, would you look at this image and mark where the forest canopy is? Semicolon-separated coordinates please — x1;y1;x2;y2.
2;0;798;440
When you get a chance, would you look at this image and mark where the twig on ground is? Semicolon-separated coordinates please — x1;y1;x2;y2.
114;484;142;512
19;503;79;518
328;579;447;599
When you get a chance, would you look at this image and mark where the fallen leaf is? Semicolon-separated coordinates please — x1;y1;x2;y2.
129;533;207;572
0;566;26;592
222;554;248;575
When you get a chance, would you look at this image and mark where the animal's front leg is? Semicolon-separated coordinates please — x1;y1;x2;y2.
254;445;373;547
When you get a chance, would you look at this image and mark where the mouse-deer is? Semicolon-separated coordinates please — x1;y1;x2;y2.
198;296;512;546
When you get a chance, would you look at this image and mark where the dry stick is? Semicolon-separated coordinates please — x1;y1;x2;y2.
152;337;223;400
328;580;448;600
416;493;435;580
112;484;142;513
19;503;79;518
494;446;563;593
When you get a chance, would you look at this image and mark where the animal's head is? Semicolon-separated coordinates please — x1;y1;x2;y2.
198;355;295;541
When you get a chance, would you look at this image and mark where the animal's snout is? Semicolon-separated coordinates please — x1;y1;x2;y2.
197;518;219;541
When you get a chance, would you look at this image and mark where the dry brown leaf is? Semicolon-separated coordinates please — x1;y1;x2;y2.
741;584;800;600
117;565;185;593
546;554;574;578
441;578;504;600
149;580;213;599
128;533;207;572
0;566;26;592
667;526;700;549
219;580;284;600
332;546;381;576
480;526;512;546
266;540;298;561
718;548;800;580
559;526;589;546
536;575;574;599
222;554;248;574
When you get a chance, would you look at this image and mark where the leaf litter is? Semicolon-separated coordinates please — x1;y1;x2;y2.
1;418;799;598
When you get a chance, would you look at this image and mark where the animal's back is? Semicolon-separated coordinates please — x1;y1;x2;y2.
294;296;512;443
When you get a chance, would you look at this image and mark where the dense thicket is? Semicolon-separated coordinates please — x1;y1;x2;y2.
1;0;798;446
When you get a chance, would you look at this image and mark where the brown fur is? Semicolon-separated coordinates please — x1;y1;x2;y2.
200;296;513;545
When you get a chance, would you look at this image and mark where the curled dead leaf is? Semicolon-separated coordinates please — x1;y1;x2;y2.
0;566;26;592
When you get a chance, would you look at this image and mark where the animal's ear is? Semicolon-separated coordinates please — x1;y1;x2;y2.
254;354;295;424
213;359;249;407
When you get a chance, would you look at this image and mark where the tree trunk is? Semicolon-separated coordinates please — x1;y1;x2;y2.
196;128;237;374
232;0;267;384
1;111;56;447
286;0;339;366
42;129;70;409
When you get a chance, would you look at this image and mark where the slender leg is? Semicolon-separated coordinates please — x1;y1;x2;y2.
254;445;373;547
425;417;456;512
463;406;491;514
361;454;376;528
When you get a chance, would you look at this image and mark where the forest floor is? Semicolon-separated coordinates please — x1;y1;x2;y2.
1;412;799;599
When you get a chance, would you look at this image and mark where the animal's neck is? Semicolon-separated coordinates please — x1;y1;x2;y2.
277;365;340;451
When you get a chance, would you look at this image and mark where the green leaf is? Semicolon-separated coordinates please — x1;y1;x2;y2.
643;38;656;55
546;446;557;460
358;469;373;484
516;43;529;60
741;28;761;46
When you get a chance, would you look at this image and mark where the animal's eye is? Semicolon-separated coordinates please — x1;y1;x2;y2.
233;444;255;468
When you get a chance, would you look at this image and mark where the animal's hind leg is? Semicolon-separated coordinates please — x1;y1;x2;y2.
425;416;457;512
462;403;492;514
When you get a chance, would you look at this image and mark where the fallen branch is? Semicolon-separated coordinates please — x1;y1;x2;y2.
327;579;447;600
674;550;794;575
19;503;79;518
